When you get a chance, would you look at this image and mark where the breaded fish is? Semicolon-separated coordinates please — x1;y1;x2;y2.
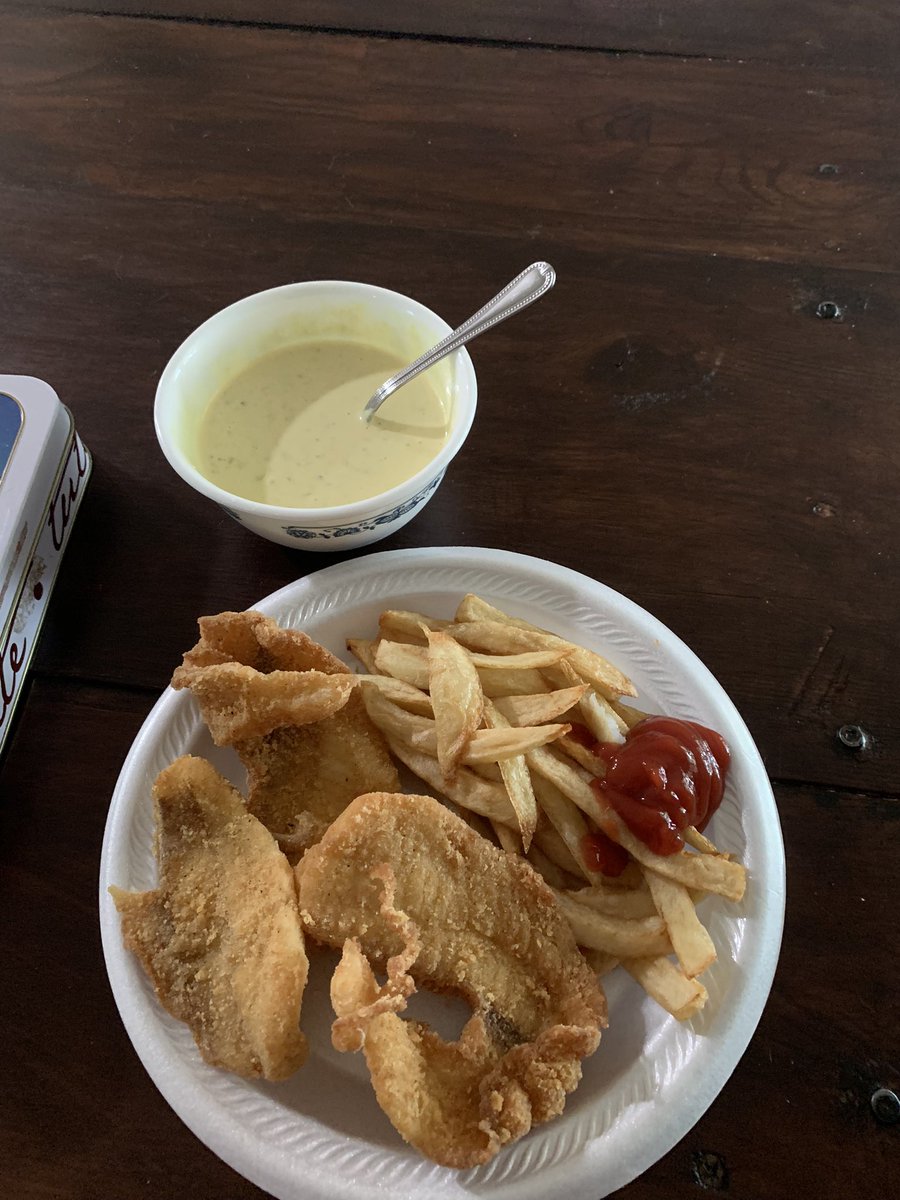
172;612;399;858
110;755;308;1081
295;792;606;1167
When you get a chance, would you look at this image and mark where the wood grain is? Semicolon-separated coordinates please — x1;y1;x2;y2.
0;11;898;275
10;1;900;71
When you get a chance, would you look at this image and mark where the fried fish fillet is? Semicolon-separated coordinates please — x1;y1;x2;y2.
110;755;308;1081
172;611;399;858
295;792;606;1167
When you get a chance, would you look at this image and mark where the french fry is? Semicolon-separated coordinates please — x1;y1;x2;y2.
526;842;580;890
528;744;746;900
622;956;709;1021
532;824;585;879
530;773;594;882
385;738;517;827
579;689;628;743
564;883;658;920
452;595;637;698
378;610;452;642
467;725;571;763
493;819;522;854
355;674;434;715
483;698;539;850
554;891;673;958
374;640;430;688
346;637;380;674
611;700;648;730
476;666;551;697
556;734;606;777
527;744;597;812
493;684;588;726
580;947;620;977
467;648;569;670
361;686;566;768
544;658;627;742
683;825;727;856
644;870;717;977
592;792;747;902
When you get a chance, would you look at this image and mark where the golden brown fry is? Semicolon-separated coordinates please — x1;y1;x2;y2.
378;610;452;642
622;956;709;1021
526;843;582;891
564;882;658;920
591;791;748;902
374;640;430;688
553;891;673;958
527;744;596;812
476;666;551;697
361;686;567;768
532;825;585;880
556;734;606;777
110;756;308;1081
530;774;594;882
386;738;518;827
493;819;523;854
610;700;648;730
426;629;485;779
493;684;588;726
354;674;434;715
683;825;727;856
346;637;380;673
451;596;637;699
644;870;717;978
543;659;628;743
483;698;539;850
467;648;569;670
579;948;621;977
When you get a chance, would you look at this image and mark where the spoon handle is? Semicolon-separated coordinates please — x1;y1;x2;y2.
363;261;556;420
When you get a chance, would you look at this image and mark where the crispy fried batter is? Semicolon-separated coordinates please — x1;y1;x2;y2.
110;756;308;1081
296;792;606;1167
171;662;356;745
172;612;399;858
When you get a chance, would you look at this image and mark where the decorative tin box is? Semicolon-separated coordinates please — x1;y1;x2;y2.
0;375;91;756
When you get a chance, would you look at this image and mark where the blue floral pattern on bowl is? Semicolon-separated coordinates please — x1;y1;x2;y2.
281;472;444;540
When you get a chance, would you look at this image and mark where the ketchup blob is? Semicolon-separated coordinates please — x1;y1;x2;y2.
589;716;730;857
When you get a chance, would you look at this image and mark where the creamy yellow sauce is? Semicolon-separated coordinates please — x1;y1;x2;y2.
195;339;450;507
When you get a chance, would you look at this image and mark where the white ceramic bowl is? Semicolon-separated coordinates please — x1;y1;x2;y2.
154;281;477;550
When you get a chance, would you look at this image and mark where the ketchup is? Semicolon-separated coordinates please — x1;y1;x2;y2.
582;828;630;877
589;716;730;857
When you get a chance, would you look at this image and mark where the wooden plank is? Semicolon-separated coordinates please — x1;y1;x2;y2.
0;680;895;1195
8;1;900;71
0;11;898;275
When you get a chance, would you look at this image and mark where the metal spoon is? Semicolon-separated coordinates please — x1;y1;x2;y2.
362;261;556;421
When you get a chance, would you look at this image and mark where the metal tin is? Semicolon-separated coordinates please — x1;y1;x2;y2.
1;375;92;756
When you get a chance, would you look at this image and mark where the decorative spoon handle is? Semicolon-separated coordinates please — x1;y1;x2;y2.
363;261;556;420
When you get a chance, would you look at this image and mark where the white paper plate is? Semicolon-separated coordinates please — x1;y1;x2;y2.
99;547;785;1200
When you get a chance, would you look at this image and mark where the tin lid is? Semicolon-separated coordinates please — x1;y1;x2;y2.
1;377;73;608
1;375;91;755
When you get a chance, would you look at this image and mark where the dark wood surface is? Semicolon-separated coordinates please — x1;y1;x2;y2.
1;4;896;1197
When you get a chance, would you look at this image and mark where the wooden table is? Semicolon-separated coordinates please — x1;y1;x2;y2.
1;3;896;1196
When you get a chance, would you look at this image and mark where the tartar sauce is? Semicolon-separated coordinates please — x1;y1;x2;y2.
195;339;449;507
